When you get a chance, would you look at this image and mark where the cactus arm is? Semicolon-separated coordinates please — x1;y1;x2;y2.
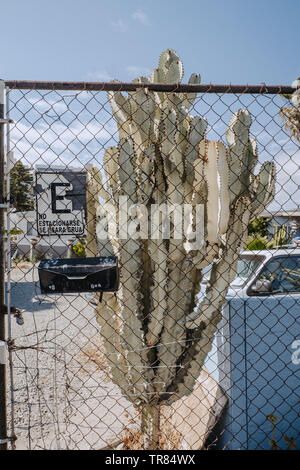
147;91;159;143
145;141;168;347
161;108;177;159
226;110;252;203
153;154;188;392
145;243;168;349
156;49;182;110
153;49;180;107
154;251;187;393
86;170;100;258
145;239;168;347
103;146;120;199
216;141;230;235
117;138;138;199
86;169;132;396
115;138;152;400
188;153;212;269
94;294;138;402
154;154;187;392
166;59;184;84
180;73;201;112
129;88;152;147
136;145;155;204
193;148;207;203
157;51;170;81
107;86;131;139
240;138;258;194
251;161;276;217
86;167;109;257
203;141;220;245
165;197;251;405
185;196;250;329
158;49;180;80
175;105;190;154
184;116;207;202
151;68;165;105
226;109;251;154
145;143;169;348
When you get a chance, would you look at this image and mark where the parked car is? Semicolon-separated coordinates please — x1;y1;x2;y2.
212;248;300;449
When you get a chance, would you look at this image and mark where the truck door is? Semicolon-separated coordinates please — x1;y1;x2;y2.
242;254;300;449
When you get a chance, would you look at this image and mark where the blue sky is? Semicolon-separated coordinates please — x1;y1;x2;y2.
1;0;299;85
3;0;300;212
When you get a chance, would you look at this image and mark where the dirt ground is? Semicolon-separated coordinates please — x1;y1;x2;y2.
5;263;224;450
6;263;137;449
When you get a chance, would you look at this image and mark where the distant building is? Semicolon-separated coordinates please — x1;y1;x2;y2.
260;209;300;240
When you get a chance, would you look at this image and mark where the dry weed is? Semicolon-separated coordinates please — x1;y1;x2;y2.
120;415;184;450
76;335;110;382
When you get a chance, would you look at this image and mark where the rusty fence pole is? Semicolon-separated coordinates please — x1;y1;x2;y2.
0;80;7;450
3;80;296;95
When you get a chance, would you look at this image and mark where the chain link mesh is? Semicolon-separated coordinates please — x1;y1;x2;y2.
3;84;300;450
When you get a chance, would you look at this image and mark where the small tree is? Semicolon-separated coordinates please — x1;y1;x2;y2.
10;161;34;212
248;217;269;237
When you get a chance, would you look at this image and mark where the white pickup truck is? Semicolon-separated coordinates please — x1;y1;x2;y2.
210;248;300;449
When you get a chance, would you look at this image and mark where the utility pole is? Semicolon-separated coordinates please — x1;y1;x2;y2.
0;80;7;450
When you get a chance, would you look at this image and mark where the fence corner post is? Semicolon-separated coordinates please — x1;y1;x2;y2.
0;79;8;451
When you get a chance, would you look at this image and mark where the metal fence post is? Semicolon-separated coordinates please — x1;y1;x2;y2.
0;80;7;450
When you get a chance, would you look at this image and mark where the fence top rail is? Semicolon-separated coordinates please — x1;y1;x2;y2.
3;80;296;94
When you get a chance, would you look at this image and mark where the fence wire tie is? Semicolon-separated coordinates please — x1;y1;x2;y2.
0;435;17;445
0;118;13;124
0;340;7;364
6;339;64;362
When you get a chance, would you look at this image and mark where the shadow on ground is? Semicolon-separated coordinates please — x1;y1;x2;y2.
5;281;54;312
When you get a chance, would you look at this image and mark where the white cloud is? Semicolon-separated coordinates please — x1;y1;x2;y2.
125;65;151;78
110;19;127;32
267;151;300;212
28;97;68;113
9;119;118;169
132;9;150;26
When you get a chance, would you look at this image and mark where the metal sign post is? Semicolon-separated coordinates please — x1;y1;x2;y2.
0;80;7;450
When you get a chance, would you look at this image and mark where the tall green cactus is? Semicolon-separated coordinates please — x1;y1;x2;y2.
87;50;276;449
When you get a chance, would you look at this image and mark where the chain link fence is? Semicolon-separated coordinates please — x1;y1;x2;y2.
1;78;299;450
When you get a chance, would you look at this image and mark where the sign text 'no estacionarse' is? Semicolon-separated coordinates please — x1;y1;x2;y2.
35;171;86;236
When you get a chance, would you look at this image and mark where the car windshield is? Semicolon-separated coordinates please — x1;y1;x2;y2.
202;255;264;286
253;255;300;294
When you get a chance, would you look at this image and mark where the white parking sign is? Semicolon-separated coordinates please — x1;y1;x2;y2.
35;171;86;236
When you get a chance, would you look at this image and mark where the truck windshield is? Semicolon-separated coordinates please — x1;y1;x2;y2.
202;255;265;286
231;256;264;287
